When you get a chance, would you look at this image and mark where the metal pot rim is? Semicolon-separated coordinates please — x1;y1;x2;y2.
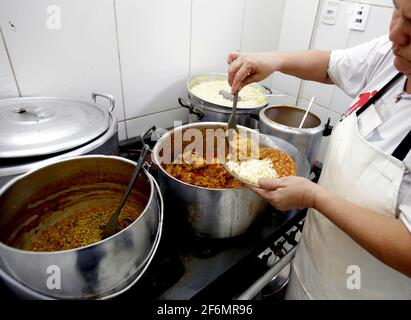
259;105;325;134
152;122;257;191
187;73;270;111
0;155;157;255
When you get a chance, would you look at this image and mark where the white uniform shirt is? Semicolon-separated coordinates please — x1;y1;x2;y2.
328;35;411;232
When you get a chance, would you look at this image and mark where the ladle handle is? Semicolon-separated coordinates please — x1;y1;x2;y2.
118;144;150;211
103;144;150;239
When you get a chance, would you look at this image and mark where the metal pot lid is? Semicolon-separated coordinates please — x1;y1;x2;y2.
0;97;110;158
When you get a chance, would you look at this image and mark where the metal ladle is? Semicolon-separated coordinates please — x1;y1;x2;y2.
101;127;154;239
219;89;287;101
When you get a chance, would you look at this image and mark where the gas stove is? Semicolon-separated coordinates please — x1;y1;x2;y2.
0;138;318;301
113;141;312;301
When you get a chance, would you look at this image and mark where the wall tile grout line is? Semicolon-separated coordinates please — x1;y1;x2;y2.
113;0;128;138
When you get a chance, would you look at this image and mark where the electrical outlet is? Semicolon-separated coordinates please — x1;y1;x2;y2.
348;3;370;31
321;0;340;25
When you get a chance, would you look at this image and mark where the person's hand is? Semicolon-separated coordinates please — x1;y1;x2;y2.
248;176;321;211
227;51;280;94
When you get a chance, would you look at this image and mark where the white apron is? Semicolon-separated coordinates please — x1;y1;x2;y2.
285;110;411;299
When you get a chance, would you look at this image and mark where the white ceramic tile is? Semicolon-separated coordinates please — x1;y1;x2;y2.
300;80;335;108
271;73;302;97
329;86;353;114
116;0;191;120
272;0;320;99
347;5;393;47
118;120;127;142
267;94;298;107
241;0;285;52
126;108;188;139
277;0;320;51
0;0;125;121
241;0;286;91
300;0;352;106
190;0;246;76
0;29;18;98
313;0;352;51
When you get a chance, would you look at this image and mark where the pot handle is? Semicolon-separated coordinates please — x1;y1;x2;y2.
91;92;115;112
249;112;260;121
323;117;333;137
178;96;205;120
261;85;273;94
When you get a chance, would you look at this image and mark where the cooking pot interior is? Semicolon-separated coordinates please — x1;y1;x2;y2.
264;106;321;129
156;123;310;179
0;157;150;251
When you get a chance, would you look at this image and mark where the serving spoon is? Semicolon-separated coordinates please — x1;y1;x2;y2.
219;89;287;101
101;144;149;239
101;126;155;239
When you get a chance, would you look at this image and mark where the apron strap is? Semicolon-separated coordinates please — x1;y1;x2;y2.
354;71;410;160
392;129;411;161
356;72;404;116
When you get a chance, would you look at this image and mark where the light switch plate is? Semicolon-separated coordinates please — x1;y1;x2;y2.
347;3;370;31
321;0;340;25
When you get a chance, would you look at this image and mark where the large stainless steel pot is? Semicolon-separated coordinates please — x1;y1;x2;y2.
179;73;271;128
258;105;332;168
0;93;119;188
0;155;163;299
152;122;310;239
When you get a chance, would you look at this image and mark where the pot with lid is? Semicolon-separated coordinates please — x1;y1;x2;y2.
258;105;332;168
179;73;271;129
0;92;119;188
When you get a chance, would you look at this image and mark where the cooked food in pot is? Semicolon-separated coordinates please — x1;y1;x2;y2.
27;203;143;252
165;147;297;189
190;79;267;108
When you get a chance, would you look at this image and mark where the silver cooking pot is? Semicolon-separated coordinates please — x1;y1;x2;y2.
152;122;310;239
258;105;332;168
0;155;163;299
0;93;119;188
179;73;271;129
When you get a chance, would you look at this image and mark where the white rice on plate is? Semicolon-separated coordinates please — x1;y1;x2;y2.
226;158;278;186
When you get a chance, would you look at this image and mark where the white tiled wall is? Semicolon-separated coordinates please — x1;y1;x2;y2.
0;0;126;121
271;0;321;98
116;0;191;121
190;0;246;76
0;0;395;148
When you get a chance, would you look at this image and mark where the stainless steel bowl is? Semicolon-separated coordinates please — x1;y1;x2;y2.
0;155;163;299
152;122;310;238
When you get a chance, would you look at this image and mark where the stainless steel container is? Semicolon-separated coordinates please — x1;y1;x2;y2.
152;122;310;239
0;93;119;188
258;105;331;168
179;73;270;129
0;155;163;299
